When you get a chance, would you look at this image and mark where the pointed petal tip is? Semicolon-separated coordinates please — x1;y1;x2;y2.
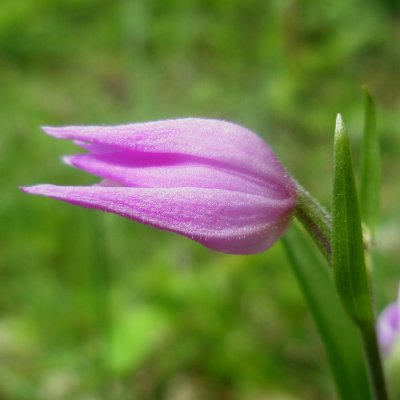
62;155;74;166
19;185;30;193
62;154;92;171
20;184;55;196
41;126;73;139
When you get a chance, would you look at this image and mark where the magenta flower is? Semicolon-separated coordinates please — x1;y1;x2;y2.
378;287;400;354
22;118;296;254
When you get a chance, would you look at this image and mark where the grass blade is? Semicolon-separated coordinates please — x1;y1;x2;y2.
282;224;372;400
333;114;374;327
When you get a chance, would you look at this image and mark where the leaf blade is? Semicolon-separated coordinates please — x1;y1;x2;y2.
332;114;374;327
282;223;372;400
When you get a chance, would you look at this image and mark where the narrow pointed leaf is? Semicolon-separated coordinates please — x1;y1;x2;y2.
283;223;372;400
333;114;374;327
359;90;380;235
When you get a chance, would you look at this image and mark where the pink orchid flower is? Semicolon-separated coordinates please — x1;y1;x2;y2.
22;118;296;254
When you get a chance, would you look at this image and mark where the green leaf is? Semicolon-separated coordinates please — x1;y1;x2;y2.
333;114;374;327
359;90;380;236
282;223;373;400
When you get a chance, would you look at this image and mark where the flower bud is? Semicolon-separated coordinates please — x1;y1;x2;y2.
22;118;296;254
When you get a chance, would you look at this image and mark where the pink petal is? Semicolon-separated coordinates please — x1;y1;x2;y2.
64;152;290;198
21;184;295;254
42;119;287;182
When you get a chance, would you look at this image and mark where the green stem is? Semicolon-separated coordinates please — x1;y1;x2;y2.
361;326;389;400
361;250;388;400
293;180;332;264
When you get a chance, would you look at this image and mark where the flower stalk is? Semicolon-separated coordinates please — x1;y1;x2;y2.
293;181;332;263
361;326;389;400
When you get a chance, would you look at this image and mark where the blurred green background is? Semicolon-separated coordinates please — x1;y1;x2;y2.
1;0;400;399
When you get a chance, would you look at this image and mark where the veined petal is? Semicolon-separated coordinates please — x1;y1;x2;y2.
42;119;287;182
22;185;295;254
64;152;291;198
